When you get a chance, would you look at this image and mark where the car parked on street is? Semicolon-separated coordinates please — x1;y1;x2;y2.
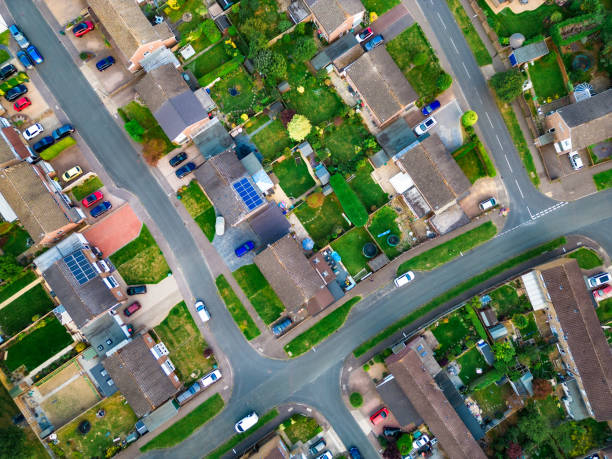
32;136;54;153
234;412;258;433
272;317;292;336
17;50;33;69
62;165;83;182
195;300;211;322
309;439;326;455
123;302;141;317
421;100;441;116
90;200;112;218
5;84;27;102
22;123;44;141
26;45;43;64
234;240;255;257
200;369;222;388
394;271;414;287
13;97;31;112
82;191;103;208
96;56;115;71
52;124;75;141
175;162;196;178
0;64;17;81
127;285;147;295
413;116;437;135
356;27;373;43
370;407;389;425
588;272;611;289
569;151;583;170
169;151;188;167
9;25;29;49
363;34;384;51
73;21;95;37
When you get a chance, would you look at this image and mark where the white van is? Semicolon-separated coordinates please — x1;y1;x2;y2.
394;271;415;287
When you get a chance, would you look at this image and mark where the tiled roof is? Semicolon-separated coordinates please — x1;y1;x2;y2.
306;0;364;35
512;40;548;65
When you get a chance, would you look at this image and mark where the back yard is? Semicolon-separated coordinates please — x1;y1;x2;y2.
185;41;232;79
273;156;315;198
367;206;404;258
0;284;54;337
179;180;216;241
252;119;292;162
209;67;267;116
331;227;376;277
529;52;567;101
431;309;478;361
349;161;388;212
283;74;345;125
233;264;285;325
0;223;31;257
457;346;488;385
294;194;350;248
0;270;37;303
318;116;378;173
489;282;531;320
471;382;511;419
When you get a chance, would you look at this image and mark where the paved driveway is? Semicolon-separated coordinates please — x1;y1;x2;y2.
370;4;414;41
212;221;262;272
122;275;183;331
433;99;463;152
158;144;205;191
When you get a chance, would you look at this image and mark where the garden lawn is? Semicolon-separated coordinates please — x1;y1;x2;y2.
431;312;470;356
0;284;54;337
109;225;170;284
457;347;488;385
472;382;510;418
283;76;344;125
320;118;375;173
331;228;375;276
597;298;612;323
446;0;491;66
593;169;612;191
154;302;214;384
282;414;322;445
252;120;292;162
514;312;539;339
273;157;315;198
536;395;565;423
284;297;361;356
452;142;489;183
177;20;214;55
529;52;567;101
180;180;216;241
71;176;104;201
0;270;37;303
490;283;531;319
368;206;403;258
185;41;229;78
244;114;270;134
294;194;349;248
215;275;260;340
209;67;261;114
233;264;285;325
119;102;174;154
397;221;496;273
5;317;72;372
567;247;602;270
361;0;399;14
165;0;204;22
349;161;388;212
141;394;224;452
0;225;31;257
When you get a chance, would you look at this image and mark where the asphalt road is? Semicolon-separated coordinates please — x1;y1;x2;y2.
6;1;612;458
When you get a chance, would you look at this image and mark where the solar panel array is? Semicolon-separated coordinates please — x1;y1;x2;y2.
232;177;263;211
64;250;97;285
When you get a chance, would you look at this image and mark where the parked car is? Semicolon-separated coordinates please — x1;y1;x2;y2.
96;56;115;71
52;124;75;141
123;302;141;317
81;191;104;208
569;151;583;170
479;197;497;211
363;34;384;51
26;45;43;65
22;123;44;141
195;300;211;322
234;412;258;433
73;21;95;37
9;25;29;49
90;200;112;218
383;426;402;437
200;369;222;388
309;439;326;455
61;165;83;182
348;447;362;459
272;317;292;336
316;452;333;459
17;50;33;69
176;382;201;405
32;136;54;153
127;285;147;295
412;434;430;449
175;162;196;178
394;271;414;287
234;240;255;257
356;27;373;43
13;97;31;112
413;116;437;135
588;272;611;289
169;151;187;167
5;84;27;102
215;216;225;236
593;285;612;301
421;99;441;116
0;64;17;81
370;407;389;425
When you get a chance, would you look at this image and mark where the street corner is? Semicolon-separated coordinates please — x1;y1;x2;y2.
459;176;506;219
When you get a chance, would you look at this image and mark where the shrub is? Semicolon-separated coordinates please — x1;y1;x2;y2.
202;19;222;43
349;392;363;408
329;174;368;227
413;52;428;66
278;19;293;32
306;192;324;208
551;13;603;46
39;136;76;161
436;72;452;91
142;138;167;165
461;110;478;127
287;114;311;141
228;25;238;36
490;69;525;103
477;141;497;177
124;119;144;142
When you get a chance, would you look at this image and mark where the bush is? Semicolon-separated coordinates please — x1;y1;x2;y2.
551;13;603;46
329;174;368;227
413;52;428;66
306;192;324;208
228;25;238;36
476;141;497;177
202;19;222;43
287;114;311;141
197;55;245;87
462;110;478;127
75;342;87;352
39;136;76;161
124;119;144;142
436;72;453;91
490;69;525;103
278;19;293;32
142;138;167;165
349;392;363;408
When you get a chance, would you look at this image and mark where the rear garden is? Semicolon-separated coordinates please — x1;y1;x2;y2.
331;227;376;277
489;281;532;320
367;206;404;258
431;308;479;362
0;223;31;257
178;180;216;241
209;66;269;118
294;194;350;248
528;52;567;102
349;161;388;212
0;270;37;303
283;75;345;126
232;264;285;325
457;346;488;385
273;156;315;198
252;119;292;162
0;283;54;338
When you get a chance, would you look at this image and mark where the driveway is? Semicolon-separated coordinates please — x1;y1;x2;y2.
158;144;205;191
48;142;93;186
370;4;414;41
432;99;463;152
212;221;262;272
459;177;503;219
121;275;183;330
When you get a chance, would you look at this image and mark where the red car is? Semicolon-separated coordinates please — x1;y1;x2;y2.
370;407;389;425
593;285;612;301
123;302;141;317
73;21;95;37
14;97;31;111
81;191;103;208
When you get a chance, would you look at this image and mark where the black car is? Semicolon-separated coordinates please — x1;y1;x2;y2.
383;426;402;437
96;56;115;71
127;285;147;295
0;64;17;81
169;152;188;167
175;162;196;178
32;136;55;153
52;124;75;141
4;84;27;102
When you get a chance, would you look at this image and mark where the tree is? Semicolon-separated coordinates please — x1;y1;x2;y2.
513;314;528;329
0;426;26;458
493;341;516;373
306;192;324;208
349;392;363;407
201;19;221;43
0;255;21;280
124;120;144;143
436;72;453;91
287;114;311;141
461;110;478;127
518;406;552;444
142;138;167;165
254;49;286;79
280;109;296;127
490;69;525;103
506;441;522;459
413;52;428;66
532;378;553;400
293;36;317;62
550;11;563;23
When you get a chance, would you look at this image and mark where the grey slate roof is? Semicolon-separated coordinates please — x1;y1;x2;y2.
306;0;364;35
376;118;419;158
248;203;291;246
81;313;130;357
512;40;549;65
311;33;359;70
193;118;234;159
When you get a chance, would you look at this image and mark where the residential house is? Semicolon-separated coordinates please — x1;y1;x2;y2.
345;47;418;127
103;333;181;417
240;434;290;459
509;40;549;66
241;153;274;195
247;203;290;246
254;235;335;314
0;162;84;244
81;312;132;358
310;33;362;71
34;233;126;329
88;0;176;72
135;63;211;144
0;119;37;165
193;117;234;160
305;0;364;43
522;258;612;421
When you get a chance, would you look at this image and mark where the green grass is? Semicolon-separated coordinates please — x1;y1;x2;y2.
529;53;567;101
0;49;10;64
431;312;471;356
368;206;403;258
294;194;350;248
154;302;214;384
453;142;488;183
206;409;279;459
330;174;368;227
273;157;315;198
446;0;492;66
244;114;270;134
252;119;293;162
331;228;374;276
0;284;54;337
353;237;566;357
0;270;37;303
360;0;399;14
233;264;285;325
0;225;31;257
284;297;361;356
185;42;230;79
5;317;73;372
141;394;224;452
457;347;488;385
566;247;603;270
71;176;104;201
397;221;497;274
0;30;10;47
319;118;376;173
209;67;262;114
215;275;260;340
177;19;214;54
283;75;344;125
593;169;612;191
282;414;322;445
119;101;174;153
536;395;564;423
39;137;76;161
514;312;539;339
179;181;216;241
596;298;612;323
349;161;388;213
472;382;510;418
109;225;170;284
490;283;531;319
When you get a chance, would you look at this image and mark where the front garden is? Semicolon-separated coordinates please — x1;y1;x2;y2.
280;414;322;445
452;140;496;183
593;169;612;191
232;264;285;325
71;176;103;201
179;180;216;241
566;247;603;269
215;275;260;340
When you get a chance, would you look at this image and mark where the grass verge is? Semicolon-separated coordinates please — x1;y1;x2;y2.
593;169;612;191
445;0;492;66
215;275;260;340
179;181;216;241
71;176;104;201
566;247;603;270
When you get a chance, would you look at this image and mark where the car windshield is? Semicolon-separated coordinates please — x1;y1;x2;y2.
425;119;434;126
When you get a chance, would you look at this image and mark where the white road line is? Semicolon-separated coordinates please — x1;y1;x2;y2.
527;206;533;218
505;154;513;172
437;12;447;30
462;61;471;79
450;39;459;55
486;112;493;128
475;92;483;104
515;179;525;199
496;135;503;149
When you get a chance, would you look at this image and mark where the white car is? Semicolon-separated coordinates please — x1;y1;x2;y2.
479;197;497;211
22;123;44;141
200;369;222;388
195;300;210;322
234;412;258;433
569;152;583;170
316;452;333;459
394;271;415;287
215;216;225;236
413;116;437;136
588;272;611;289
413;434;430;449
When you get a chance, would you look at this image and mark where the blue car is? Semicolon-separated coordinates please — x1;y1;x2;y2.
421;99;441;116
26;45;43;65
9;25;29;49
90;201;112;218
17;50;33;70
32;136;54;153
363;34;384;52
272;317;292;336
52;124;75;141
96;56;115;71
234;241;255;257
349;447;362;459
175;162;196;178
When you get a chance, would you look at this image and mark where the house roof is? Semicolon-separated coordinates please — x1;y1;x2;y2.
81;313;130;357
82;204;143;257
254;234;328;312
0;126;31;164
539;258;612;420
305;0;364;36
305;286;335;315
248;203;290;246
88;0;174;60
34;232;89;272
288;0;310;24
376;118;419;158
346;47;418;125
376;375;423;428
511;40;548;65
489;323;508;340
311;33;360;70
0;163;80;243
102;334;179;417
140;46;180;73
386;348;487;459
193;118;234;160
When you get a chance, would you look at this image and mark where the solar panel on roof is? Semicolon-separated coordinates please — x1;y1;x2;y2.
63;250;97;285
232;177;263;211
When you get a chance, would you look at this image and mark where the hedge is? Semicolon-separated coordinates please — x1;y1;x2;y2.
551;13;603;46
39;136;76;161
197;55;245;87
0;72;29;94
329;174;368;227
476;141;497;177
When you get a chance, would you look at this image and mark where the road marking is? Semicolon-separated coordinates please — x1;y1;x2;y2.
450;39;459;55
496;135;503;149
505;154;513;172
437;12;446;30
475;92;483;104
515;179;525;199
462;62;471;79
527;206;533;218
486;112;493;128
